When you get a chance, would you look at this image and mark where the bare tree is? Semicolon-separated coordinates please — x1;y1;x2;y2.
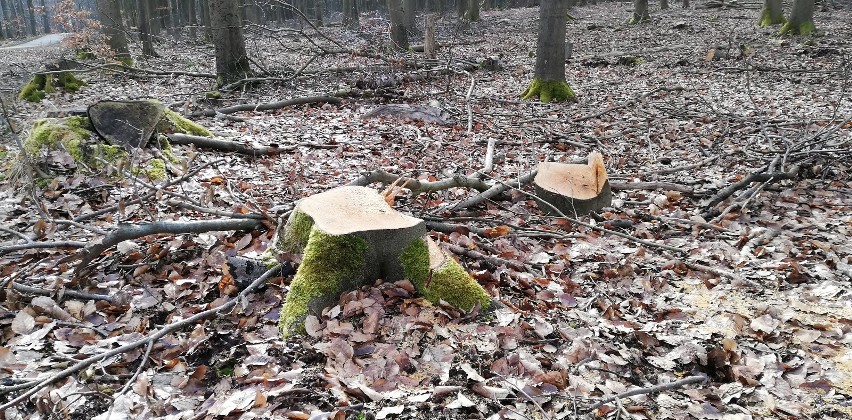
759;0;785;26
95;0;131;62
521;0;575;102
210;0;251;84
780;0;815;34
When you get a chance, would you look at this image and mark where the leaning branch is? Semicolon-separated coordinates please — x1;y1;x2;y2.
348;170;492;193
75;219;263;272
166;134;336;155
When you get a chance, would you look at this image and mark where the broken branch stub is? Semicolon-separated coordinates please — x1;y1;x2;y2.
534;151;612;216
275;186;491;336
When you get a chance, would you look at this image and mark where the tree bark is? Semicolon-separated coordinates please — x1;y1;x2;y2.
24;0;35;35
424;13;436;58
630;0;650;24
387;0;408;49
95;0;131;61
660;0;669;10
682;0;689;7
187;0;198;38
780;0;814;34
467;0;480;21
343;0;359;29
136;0;159;56
209;0;251;84
759;0;784;26
0;0;12;38
38;0;48;33
403;0;416;31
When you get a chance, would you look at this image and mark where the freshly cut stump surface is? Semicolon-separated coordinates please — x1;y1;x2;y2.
534;151;612;216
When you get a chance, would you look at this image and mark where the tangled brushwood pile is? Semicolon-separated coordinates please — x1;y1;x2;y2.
0;3;850;419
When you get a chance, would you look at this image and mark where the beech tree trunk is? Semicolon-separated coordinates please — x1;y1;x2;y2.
759;0;784;26
387;0;408;49
95;0;131;61
187;0;198;39
0;0;13;38
781;0;815;35
682;0;689;7
520;0;575;102
630;0;650;24
424;13;436;58
343;0;359;29
661;0;669;10
136;0;158;56
467;0;480;21
24;0;35;35
210;0;251;84
403;0;416;31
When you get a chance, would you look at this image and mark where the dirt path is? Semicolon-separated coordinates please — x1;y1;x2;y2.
0;33;69;50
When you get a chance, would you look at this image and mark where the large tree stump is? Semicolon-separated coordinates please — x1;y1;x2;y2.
275;186;491;336
534;151;612;216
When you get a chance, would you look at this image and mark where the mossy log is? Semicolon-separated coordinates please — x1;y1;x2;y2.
521;78;576;103
275;186;491;336
533;151;612;216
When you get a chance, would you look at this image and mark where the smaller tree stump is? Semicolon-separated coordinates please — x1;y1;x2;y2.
274;186;491;336
534;151;612;216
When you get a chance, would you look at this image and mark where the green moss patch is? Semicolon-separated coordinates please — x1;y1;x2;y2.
759;8;786;27
24;117;126;170
158;109;212;137
780;20;815;36
521;78;577;103
279;229;368;336
400;239;491;311
18;72;85;102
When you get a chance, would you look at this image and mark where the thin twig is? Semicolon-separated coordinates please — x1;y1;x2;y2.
588;375;708;411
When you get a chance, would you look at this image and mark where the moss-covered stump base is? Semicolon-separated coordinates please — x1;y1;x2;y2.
18;72;85;103
276;186;491;336
779;21;815;36
521;78;576;103
23;117;126;171
628;13;651;25
533;151;612;216
759;8;786;27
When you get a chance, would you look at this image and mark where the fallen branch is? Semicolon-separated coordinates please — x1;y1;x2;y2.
0;241;86;256
0;264;281;409
75;219;263;272
702;165;799;211
451;171;539;211
166;134;335;155
610;181;694;194
10;281;120;304
588;375;708;411
348;170;492;193
573;86;684;123
444;243;526;271
73;160;221;223
191;96;342;118
637;156;718;176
